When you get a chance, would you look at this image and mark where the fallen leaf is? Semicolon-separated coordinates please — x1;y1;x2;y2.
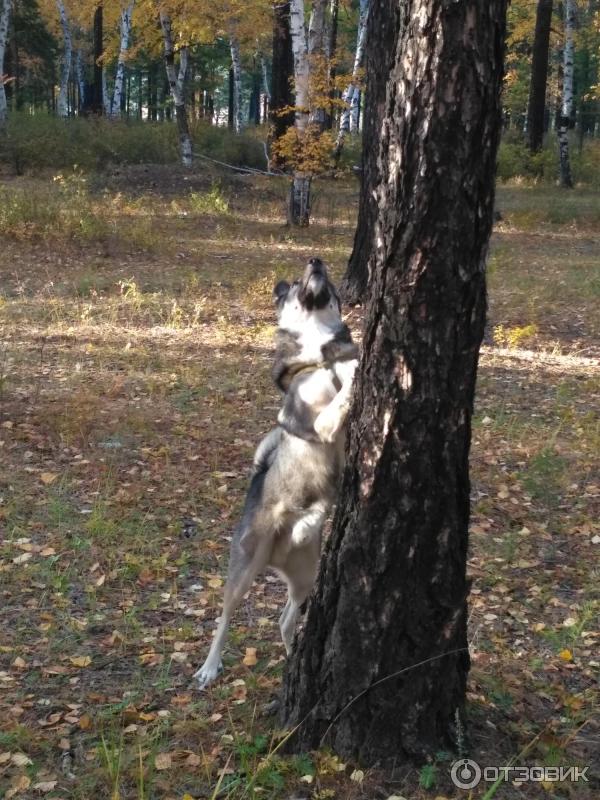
11;752;33;766
155;752;172;770
12;552;32;565
32;780;58;792
350;769;365;783
69;656;92;668
40;472;59;485
559;649;573;662
243;647;257;666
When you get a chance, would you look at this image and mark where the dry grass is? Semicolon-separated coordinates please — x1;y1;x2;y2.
0;171;598;799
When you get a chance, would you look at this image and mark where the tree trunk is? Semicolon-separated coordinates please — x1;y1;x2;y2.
270;1;294;140
340;0;398;304
334;0;369;159
308;0;327;129
282;0;508;764
287;173;311;225
326;0;339;129
288;0;312;225
0;0;11;127
89;3;104;115
228;65;234;127
75;50;85;113
56;0;71;118
111;1;134;117
159;12;192;167
527;0;553;152
558;0;576;187
229;37;243;133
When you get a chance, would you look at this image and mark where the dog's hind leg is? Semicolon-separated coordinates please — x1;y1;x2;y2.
279;515;323;654
194;538;270;689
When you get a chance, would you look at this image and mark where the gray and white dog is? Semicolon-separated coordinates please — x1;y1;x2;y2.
194;258;358;689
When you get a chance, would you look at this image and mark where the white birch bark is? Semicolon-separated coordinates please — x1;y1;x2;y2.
56;0;72;118
289;0;310;133
159;12;192;167
111;2;134;117
308;0;326;56
260;54;271;102
229;37;243;133
335;0;368;152
0;0;11;126
558;0;576;188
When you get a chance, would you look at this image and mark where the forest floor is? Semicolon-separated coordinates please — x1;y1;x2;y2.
0;167;599;800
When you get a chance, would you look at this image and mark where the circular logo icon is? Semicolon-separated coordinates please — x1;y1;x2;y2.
451;758;482;790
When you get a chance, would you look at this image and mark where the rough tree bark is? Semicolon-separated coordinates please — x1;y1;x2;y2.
340;0;398;304
56;0;71;118
0;0;11;127
111;2;134;117
159;12;192;167
282;0;508;763
558;0;576;187
270;2;295;139
527;0;553;152
334;0;369;159
325;0;339;129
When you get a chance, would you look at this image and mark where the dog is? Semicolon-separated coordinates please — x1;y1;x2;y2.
193;258;358;689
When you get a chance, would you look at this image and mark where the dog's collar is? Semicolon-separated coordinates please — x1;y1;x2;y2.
279;361;337;392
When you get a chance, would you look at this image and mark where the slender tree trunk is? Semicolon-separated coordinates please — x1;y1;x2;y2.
55;0;71;118
271;1;294;140
228;66;234;127
334;0;369;159
288;0;311;225
90;3;104;115
282;0;508;763
159;12;192;167
527;0;553;152
111;1;134;117
0;0;11;127
75;50;85;113
340;0;398;303
326;0;339;129
229;37;243;133
558;0;576;187
308;0;327;129
102;68;110;115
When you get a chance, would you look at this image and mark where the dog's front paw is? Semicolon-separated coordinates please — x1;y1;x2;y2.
193;660;223;690
314;407;341;443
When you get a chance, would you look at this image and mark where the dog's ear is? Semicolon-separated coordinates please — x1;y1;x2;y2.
273;280;290;306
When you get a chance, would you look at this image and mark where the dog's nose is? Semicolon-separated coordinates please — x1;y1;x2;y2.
307;257;325;273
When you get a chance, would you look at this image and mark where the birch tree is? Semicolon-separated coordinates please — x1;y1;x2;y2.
334;0;368;158
56;0;72;117
110;2;134;117
229;36;243;132
159;11;192;167
0;0;10;127
558;0;576;187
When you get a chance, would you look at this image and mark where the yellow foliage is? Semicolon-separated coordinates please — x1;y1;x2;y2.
271;124;334;174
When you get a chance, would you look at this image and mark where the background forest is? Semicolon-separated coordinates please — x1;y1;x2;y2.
0;2;599;800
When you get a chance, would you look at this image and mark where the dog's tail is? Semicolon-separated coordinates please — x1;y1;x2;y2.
252;427;282;476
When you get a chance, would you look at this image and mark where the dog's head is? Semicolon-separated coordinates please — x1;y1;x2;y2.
273;258;342;333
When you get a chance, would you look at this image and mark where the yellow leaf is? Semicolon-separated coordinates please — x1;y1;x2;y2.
40;472;59;485
559;649;573;662
207;576;223;589
70;655;92;668
243;647;257;666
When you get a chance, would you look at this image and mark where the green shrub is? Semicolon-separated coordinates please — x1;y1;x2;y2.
0;113;267;173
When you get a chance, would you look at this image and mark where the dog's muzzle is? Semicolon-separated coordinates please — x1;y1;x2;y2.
300;258;330;310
